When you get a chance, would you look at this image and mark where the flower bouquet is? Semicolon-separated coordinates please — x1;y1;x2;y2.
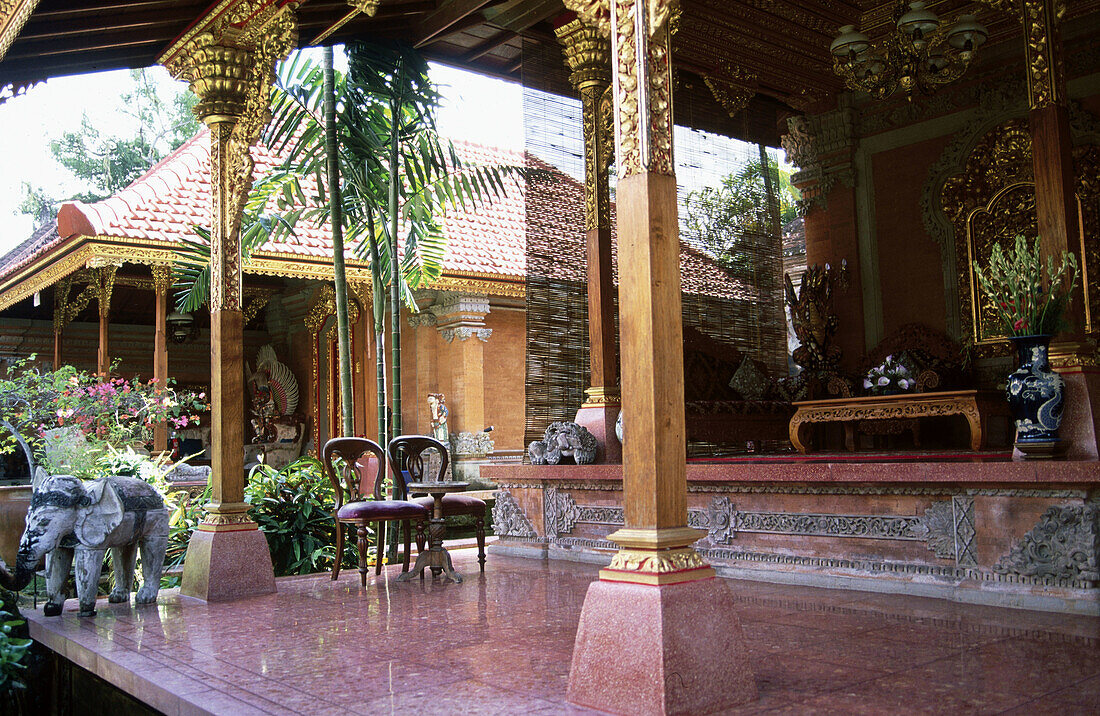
0;357;207;479
972;234;1078;337
863;355;913;395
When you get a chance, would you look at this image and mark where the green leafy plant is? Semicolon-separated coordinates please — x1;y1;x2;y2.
245;456;362;576
0;610;31;696
972;234;1079;338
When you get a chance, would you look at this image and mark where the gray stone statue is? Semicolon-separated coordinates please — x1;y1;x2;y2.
0;469;169;617
529;422;599;465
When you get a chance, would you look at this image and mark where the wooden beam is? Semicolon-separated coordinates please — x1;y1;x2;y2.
461;30;517;62
414;0;497;48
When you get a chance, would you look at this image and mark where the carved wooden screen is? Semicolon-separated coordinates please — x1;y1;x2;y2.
940;120;1099;353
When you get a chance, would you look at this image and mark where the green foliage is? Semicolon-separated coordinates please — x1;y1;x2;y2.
18;69;200;218
972;234;1080;337
245;457;361;576
684;157;798;275
0;611;31;695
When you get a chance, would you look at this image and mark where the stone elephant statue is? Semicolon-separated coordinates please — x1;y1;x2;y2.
0;470;169;617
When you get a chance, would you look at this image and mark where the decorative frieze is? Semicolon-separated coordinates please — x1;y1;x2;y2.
440;327;492;343
995;505;1099;584
953;495;979;568
492;491;537;538
782;106;857;215
450;431;493;459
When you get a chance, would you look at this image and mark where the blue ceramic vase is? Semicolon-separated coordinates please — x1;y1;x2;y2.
1006;335;1065;446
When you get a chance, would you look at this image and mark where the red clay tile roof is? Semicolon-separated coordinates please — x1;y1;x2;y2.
41;129;527;279
1;129;747;301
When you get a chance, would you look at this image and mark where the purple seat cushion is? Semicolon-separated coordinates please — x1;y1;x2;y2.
411;494;486;517
336;500;429;521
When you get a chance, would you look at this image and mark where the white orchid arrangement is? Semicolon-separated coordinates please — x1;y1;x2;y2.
864;355;913;395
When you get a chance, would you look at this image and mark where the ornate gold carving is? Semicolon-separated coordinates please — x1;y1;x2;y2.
307;284;362;456
0;0;40;64
610;0;677;177
348;0;380;16
1021;0;1067;110
600;546;715;584
940;120;1098;351
52;273;97;333
92;264;119;320
150;264;173;296
562;0;611;35
703;64;757;120
197;507;258;532
583;386;622;406
162;2;298;313
242;292;271;325
557;18;613;231
789;391;995;454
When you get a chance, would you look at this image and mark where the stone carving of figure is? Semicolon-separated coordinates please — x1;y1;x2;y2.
529;422;599;465
428;393;449;443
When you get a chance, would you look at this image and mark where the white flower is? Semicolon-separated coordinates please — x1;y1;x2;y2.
898;379;910;390
877;377;890;387
863;378;872;389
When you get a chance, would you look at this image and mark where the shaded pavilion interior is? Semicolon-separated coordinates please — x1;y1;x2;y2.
2;0;1100;713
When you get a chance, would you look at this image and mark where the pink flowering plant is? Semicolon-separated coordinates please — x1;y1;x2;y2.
0;356;207;478
863;355;914;395
972;234;1079;337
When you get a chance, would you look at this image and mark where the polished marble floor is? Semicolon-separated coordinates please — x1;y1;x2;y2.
25;549;1100;715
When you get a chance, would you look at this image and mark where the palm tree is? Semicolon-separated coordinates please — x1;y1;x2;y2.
174;44;520;449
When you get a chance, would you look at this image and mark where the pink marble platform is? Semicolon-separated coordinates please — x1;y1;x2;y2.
24;549;1100;715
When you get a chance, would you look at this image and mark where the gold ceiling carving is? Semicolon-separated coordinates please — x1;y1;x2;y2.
702;64;757;119
940;119;1098;352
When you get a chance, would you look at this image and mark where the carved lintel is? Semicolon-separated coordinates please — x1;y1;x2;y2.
0;0;41;64
450;431;494;458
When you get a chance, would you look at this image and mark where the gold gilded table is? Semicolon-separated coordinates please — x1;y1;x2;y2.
789;390;1006;454
397;481;468;583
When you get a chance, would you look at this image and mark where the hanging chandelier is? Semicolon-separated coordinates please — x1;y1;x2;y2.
830;2;988;101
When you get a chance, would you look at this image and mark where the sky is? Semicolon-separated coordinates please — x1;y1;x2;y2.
0;54;524;254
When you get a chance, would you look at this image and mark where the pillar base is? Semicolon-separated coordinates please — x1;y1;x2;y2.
567;577;756;715
574;402;622;464
180;524;276;602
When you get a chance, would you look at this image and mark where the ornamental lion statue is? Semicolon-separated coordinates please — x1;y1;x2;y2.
528;422;598;465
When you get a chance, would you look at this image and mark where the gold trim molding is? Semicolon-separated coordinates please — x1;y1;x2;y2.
600;547;715;585
0;0;40;64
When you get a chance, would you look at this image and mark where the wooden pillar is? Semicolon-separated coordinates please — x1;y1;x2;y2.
557;16;622;463
162;6;296;601
151;265;172;454
564;1;755;712
1016;0;1100;458
1021;0;1082;299
91;263;118;377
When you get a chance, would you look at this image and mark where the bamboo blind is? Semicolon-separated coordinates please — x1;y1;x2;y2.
521;39;786;453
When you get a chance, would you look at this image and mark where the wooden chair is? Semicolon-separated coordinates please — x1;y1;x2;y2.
322;437;429;586
388;435;487;572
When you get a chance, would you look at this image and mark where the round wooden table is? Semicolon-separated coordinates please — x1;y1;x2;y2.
396;481;469;583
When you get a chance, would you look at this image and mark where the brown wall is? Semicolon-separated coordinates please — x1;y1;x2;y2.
871;134;953;336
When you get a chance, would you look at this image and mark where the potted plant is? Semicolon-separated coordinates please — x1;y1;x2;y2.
863;355;914;395
972;234;1079;457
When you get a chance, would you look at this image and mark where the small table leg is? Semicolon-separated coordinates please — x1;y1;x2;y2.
396;494;463;583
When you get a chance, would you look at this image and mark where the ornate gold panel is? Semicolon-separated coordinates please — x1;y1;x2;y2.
940;120;1098;354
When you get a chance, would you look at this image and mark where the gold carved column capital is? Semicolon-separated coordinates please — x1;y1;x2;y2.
150;264;173;296
161;2;298;313
91;263;120;320
557;18;613;231
609;0;678;177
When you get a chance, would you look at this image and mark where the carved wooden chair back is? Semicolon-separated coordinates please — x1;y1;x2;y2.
387;435;449;498
322;437;387;506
